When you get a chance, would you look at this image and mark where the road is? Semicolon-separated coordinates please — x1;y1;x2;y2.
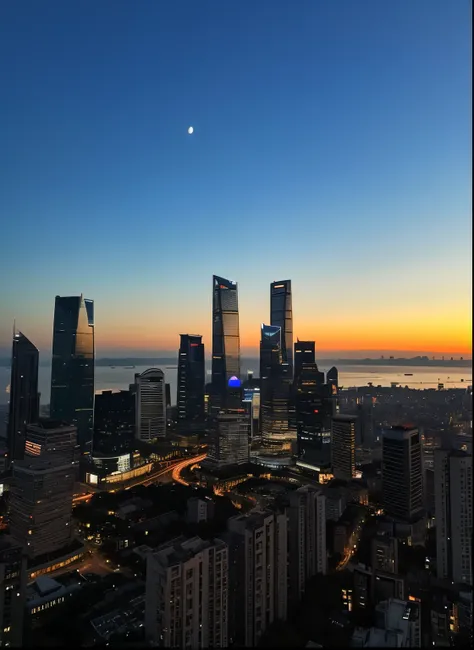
171;454;207;485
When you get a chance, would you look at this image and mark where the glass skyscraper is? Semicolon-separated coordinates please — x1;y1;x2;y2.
294;340;316;382
50;295;95;450
177;334;205;429
7;331;39;462
211;275;241;410
270;280;293;377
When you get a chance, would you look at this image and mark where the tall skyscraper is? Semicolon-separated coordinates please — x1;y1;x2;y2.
382;426;424;524
7;331;39;463
211;275;241;411
177;334;205;430
134;369;166;441
294;340;316;382
227;510;287;647
331;414;357;481
50;295;94;450
295;364;332;472
0;541;27;648
9;420;79;560
205;412;249;468
145;536;228;648
434;449;472;586
287;486;327;609
93;389;135;455
326;366;339;414
259;324;282;380
270;280;293;376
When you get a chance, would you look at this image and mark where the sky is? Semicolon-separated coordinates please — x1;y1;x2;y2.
0;0;471;359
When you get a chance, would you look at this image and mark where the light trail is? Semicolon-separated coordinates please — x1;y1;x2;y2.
171;454;207;486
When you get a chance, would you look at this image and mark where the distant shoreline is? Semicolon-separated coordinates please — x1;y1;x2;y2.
0;356;471;369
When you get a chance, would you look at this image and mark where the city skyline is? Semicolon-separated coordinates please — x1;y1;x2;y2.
0;0;471;358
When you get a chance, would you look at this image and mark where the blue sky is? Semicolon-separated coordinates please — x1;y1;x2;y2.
0;0;471;357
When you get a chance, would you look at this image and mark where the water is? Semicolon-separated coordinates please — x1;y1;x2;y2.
1;363;471;408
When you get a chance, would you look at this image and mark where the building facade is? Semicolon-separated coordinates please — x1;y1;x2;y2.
331;414;357;481
205;412;249;468
135;369;166;441
287;486;327;609
145;536;228;649
270;280;293;377
211;275;241;411
50;295;95;450
9;420;79;560
294;340;315;382
177;335;205;430
381;426;424;524
434;449;472;586
7;331;39;463
0;542;27;648
227;510;287;647
93;389;135;455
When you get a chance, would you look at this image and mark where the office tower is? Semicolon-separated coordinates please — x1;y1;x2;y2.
50;295;94;450
331;414;357;481
287;486;327;609
145;536;228;648
227;510;287;647
434;449;472;586
295;364;332;472
205;412;249;468
242;386;260;439
357;399;375;448
93;389;135;455
134;368;166;441
381;426;424;524
165;383;171;410
9;420;79;560
326;366;339;414
0;542;27;648
260;324;282;380
211;275;241;411
7;331;39;463
270;280;293;376
294;340;316;382
177;334;205;430
372;533;399;574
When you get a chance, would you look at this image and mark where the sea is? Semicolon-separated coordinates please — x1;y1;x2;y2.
0;363;471;408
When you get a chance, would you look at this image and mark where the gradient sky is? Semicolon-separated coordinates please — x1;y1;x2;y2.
0;0;471;358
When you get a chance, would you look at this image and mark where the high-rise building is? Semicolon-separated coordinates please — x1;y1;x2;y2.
287;486;326;609
295;364;332;472
372;533;399;575
270;280;293;377
205;412;249;468
331;414;357;481
260;324;282;380
134;369;166;441
326;366;339;414
294;340;316;382
93;389;135;455
211;275;241;411
227;510;287;647
381;426;424;524
434;449;472;586
0;541;27;648
9;420;79;560
145;536;228;648
50;295;94;450
7;331;39;463
177;334;205;430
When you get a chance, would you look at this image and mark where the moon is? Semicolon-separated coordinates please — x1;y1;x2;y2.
188;126;194;135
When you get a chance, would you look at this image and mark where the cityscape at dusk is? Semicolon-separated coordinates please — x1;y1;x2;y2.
0;1;471;649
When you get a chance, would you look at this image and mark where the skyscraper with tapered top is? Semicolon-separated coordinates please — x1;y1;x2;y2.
270;280;293;377
211;275;241;411
50;295;94;451
7;330;39;463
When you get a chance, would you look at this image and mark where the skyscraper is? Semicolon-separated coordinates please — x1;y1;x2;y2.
205;412;249;468
7;331;39;463
295;364;332;472
93;389;135;455
382;426;424;524
9;420;79;560
294;340;316;382
211;275;241;411
270;280;293;376
434;449;472;586
134;368;166;441
145;536;228;648
331;414;357;481
0;541;27;648
259;324;282;380
50;295;94;450
177;334;205;430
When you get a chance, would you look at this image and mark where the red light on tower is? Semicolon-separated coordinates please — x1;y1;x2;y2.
314;409;319;413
